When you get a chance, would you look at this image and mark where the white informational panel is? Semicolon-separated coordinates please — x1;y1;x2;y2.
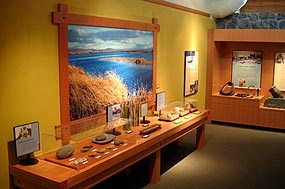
140;102;148;117
184;51;199;96
274;52;285;91
156;92;166;111
232;51;262;88
14;122;40;157
106;104;121;122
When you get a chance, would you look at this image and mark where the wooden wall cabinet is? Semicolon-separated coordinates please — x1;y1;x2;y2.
206;29;285;129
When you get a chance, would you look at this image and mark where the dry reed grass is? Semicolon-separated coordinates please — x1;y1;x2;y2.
69;65;128;120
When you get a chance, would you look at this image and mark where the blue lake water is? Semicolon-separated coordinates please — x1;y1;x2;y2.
68;51;153;92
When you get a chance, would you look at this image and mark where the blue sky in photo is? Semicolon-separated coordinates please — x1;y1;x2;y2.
68;25;153;51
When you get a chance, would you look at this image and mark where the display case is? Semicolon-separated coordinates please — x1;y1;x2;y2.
41;117;137;170
206;29;285;129
158;100;198;122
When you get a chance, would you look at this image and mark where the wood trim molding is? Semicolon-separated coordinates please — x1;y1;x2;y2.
52;4;160;141
145;0;210;17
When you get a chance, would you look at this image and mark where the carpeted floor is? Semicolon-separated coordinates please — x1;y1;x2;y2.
94;123;285;189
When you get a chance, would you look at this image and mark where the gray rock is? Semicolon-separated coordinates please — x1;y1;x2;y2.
279;21;285;29
216;19;226;29
247;13;259;22
95;134;107;141
56;145;75;159
238;19;251;29
252;21;267;29
267;20;278;29
277;13;285;20
259;12;276;20
239;13;247;19
227;21;237;28
215;12;282;29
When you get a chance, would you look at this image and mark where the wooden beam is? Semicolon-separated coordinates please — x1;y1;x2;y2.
145;0;210;17
241;0;285;13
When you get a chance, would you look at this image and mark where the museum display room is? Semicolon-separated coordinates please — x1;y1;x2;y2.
4;0;285;188
1;0;215;188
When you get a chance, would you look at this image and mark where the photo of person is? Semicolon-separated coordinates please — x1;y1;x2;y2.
15;124;32;140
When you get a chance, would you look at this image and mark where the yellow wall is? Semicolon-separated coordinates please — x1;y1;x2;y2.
0;0;215;188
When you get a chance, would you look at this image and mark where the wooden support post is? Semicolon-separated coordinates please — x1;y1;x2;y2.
196;125;205;149
149;150;161;184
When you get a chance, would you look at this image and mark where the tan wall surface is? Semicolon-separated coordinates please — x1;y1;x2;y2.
0;0;215;188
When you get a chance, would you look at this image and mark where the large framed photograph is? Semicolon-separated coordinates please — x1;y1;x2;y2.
68;25;155;121
13;121;40;157
184;51;199;96
232;51;262;88
52;4;159;124
273;52;285;91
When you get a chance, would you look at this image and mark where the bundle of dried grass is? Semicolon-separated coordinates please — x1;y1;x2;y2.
69;65;128;120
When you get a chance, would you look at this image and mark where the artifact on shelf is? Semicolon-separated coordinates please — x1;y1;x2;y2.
220;81;235;96
174;106;189;117
234;85;259;98
92;133;116;144
139;124;161;135
114;139;125;146
56;145;75;159
264;86;285;108
159;112;180;121
42;110;136;171
186;103;198;113
80;145;93;152
158;100;196;121
269;86;283;98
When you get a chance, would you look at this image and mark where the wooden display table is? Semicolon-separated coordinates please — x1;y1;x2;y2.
9;110;209;189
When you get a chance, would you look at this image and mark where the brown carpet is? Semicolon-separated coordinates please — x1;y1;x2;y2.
94;123;285;189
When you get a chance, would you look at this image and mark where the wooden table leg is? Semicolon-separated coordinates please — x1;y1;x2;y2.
196;124;205;149
149;150;161;184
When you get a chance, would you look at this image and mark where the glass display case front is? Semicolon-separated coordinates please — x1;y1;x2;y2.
158;100;198;122
41;116;136;170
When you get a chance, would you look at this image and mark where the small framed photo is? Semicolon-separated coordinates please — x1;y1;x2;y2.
13;121;40;157
106;104;121;122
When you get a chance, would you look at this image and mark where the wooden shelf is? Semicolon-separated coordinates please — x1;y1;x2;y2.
10;111;209;189
212;93;264;101
259;106;285;112
211;29;285;43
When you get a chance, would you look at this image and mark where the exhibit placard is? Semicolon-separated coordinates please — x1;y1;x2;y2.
232;51;262;88
274;52;285;91
14;122;40;157
184;51;199;96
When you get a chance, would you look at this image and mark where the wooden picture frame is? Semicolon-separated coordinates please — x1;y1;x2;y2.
52;4;160;127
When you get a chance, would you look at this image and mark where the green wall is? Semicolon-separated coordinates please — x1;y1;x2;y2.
0;0;215;188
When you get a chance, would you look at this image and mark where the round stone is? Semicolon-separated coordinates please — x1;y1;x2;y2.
97;149;108;153
114;140;121;146
114;139;124;146
56;145;74;159
95;134;107;141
